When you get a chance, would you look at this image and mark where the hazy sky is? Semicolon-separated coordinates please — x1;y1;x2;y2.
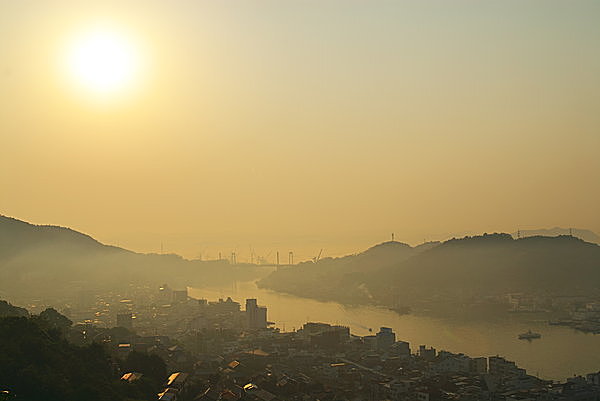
1;1;599;261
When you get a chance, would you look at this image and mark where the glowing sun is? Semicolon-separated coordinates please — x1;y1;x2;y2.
67;28;139;95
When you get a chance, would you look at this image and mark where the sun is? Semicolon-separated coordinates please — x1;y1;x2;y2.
66;28;139;95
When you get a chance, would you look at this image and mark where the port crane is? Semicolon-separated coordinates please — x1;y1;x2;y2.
312;249;323;263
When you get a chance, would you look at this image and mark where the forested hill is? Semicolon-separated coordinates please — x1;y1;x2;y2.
511;227;600;243
259;233;600;306
0;214;127;260
371;234;600;302
257;240;439;303
0;215;265;299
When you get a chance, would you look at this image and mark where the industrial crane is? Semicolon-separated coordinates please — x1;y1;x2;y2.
313;248;323;263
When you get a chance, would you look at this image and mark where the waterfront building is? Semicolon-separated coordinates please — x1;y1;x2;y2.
172;289;188;303
489;355;526;377
390;340;411;356
245;298;267;329
419;345;437;361
376;326;396;350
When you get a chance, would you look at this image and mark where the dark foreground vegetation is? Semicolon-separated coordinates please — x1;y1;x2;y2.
0;301;165;401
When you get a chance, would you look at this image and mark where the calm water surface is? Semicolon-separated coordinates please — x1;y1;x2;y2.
189;281;600;381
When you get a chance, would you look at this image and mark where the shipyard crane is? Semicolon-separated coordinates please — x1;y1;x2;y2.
313;248;323;263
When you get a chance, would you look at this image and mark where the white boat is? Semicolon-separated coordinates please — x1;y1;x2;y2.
518;330;541;340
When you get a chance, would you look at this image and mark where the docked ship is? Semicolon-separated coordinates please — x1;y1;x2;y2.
518;330;541;340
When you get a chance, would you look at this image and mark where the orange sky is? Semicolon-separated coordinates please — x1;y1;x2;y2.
1;1;599;261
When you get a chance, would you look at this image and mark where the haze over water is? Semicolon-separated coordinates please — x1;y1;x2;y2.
2;1;600;399
191;280;600;381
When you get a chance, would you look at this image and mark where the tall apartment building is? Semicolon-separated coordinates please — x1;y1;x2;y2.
245;298;267;329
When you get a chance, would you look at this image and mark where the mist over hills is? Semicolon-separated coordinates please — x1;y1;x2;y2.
0;215;266;300
257;240;435;303
3;214;600;313
259;233;600;310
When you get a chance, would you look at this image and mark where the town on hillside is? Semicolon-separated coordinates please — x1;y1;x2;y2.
3;284;600;401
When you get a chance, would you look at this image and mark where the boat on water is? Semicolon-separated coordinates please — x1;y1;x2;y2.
389;305;411;315
518;330;542;340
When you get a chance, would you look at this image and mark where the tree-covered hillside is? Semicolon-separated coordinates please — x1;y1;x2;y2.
258;240;436;304
0;215;268;299
0;310;163;401
259;234;600;309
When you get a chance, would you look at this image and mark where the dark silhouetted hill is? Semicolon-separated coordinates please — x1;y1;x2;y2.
258;240;435;304
0;215;267;299
370;234;600;304
259;233;600;308
511;227;599;244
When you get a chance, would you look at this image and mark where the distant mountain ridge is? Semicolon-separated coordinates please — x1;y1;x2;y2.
0;215;265;299
259;232;600;308
372;233;600;301
0;215;128;260
258;240;439;303
511;227;599;243
4;214;600;311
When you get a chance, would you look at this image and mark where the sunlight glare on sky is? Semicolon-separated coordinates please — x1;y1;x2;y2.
0;1;599;260
65;27;139;96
